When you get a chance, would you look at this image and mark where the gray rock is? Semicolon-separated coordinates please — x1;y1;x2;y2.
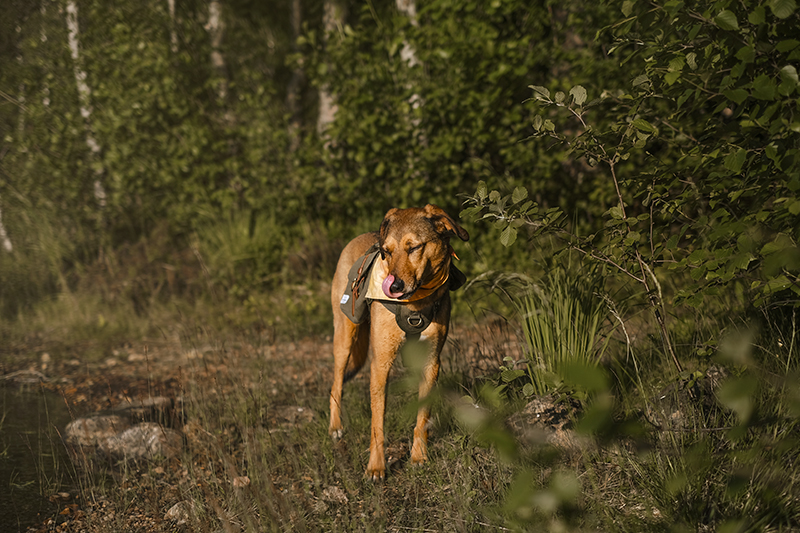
65;415;131;447
165;500;197;525
99;422;183;461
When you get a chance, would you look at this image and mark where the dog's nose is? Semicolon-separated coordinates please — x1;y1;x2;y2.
390;278;405;294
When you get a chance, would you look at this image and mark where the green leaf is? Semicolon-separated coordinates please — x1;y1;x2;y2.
769;0;796;18
763;275;791;294
532;115;543;131
777;40;800;53
717;376;758;421
781;65;799;85
632;118;656;133
748;6;766;24
569;85;587;106
621;0;635;16
500;225;517;247
715;10;739;31
501;368;526;383
724;148;747;174
459;206;479;221
530;85;551;101
664;71;681;85
724;88;749;104
477;181;488;200
609;206;624;220
512;186;528;204
752;75;777;100
729;253;754;271
735;46;755;63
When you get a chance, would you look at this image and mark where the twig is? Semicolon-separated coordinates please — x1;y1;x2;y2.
0;369;50;382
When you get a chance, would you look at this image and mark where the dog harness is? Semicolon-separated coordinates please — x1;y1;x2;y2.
338;243;466;337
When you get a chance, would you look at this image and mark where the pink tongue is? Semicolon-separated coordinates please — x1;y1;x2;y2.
382;275;404;299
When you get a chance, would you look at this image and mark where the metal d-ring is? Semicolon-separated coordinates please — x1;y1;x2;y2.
407;315;423;328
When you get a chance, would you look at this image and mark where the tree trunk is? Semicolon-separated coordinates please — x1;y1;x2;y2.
0;201;12;253
396;0;419;66
168;0;178;53
317;0;346;135
395;0;426;173
66;0;106;210
286;0;303;151
206;0;228;102
41;2;51;108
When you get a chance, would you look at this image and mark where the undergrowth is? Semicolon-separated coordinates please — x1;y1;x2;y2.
2;217;799;532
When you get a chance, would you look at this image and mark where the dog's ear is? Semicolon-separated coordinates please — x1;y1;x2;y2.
424;204;469;242
379;208;399;255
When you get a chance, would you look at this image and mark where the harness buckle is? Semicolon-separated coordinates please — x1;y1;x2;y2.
407;315;423;328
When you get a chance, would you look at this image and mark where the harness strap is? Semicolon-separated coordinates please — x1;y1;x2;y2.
339;244;466;335
378;298;441;337
350;244;380;318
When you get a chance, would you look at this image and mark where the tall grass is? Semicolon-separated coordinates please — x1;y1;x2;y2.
513;267;612;396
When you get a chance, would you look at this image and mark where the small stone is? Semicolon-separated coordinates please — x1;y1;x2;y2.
322;486;348;504
165;500;197;525
65;416;131;447
99;422;183;461
232;476;250;488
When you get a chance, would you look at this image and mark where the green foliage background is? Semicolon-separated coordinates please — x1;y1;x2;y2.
2;0;800;529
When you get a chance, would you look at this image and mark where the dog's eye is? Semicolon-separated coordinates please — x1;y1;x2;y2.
381;248;392;258
408;244;424;253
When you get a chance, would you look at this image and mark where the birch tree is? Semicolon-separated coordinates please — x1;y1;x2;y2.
206;0;228;102
286;0;303;151
395;0;426;172
41;2;51;108
168;0;178;54
0;201;12;253
66;0;106;210
317;0;347;135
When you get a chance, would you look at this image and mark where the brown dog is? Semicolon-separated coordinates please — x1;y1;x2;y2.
329;205;469;480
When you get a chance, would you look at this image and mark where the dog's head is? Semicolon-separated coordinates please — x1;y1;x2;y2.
378;204;469;300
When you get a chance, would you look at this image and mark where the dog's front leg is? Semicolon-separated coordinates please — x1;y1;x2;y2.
410;326;446;466
366;324;403;481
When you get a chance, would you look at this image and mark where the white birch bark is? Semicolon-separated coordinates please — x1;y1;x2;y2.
286;0;303;151
396;0;419;66
205;0;227;101
0;201;12;253
168;0;178;53
396;0;422;114
395;0;426;172
317;0;346;135
41;2;51;107
66;0;106;208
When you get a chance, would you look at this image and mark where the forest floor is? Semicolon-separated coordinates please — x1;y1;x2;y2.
8;320;524;533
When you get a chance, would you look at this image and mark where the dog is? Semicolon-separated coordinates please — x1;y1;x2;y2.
329;204;469;480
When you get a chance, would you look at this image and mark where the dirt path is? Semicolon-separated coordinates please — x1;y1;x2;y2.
3;322;519;532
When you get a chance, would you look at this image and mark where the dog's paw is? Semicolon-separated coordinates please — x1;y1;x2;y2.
329;428;343;441
410;441;427;465
365;467;386;482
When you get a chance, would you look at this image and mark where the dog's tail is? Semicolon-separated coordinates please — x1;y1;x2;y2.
343;327;370;383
